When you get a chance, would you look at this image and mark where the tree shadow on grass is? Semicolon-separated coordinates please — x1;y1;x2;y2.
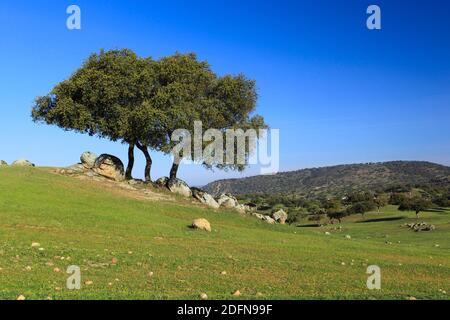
297;224;322;228
425;208;448;213
357;216;405;223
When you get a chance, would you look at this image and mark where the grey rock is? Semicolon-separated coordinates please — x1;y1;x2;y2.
93;154;125;181
11;159;35;167
80;151;97;169
155;177;169;188
192;188;220;209
216;194;238;208
167;178;192;197
272;209;288;224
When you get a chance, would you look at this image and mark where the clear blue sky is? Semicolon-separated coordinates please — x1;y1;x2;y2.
1;0;449;186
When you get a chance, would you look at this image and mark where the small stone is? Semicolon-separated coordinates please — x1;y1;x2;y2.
200;293;208;300
408;296;417;300
341;262;346;266
53;267;61;273
232;290;241;297
16;295;26;300
111;257;118;264
220;271;227;275
38;247;44;251
85;280;93;285
25;266;32;271
128;251;133;255
31;242;40;247
345;235;351;239
191;218;211;232
325;232;331;235
148;272;154;277
256;292;263;297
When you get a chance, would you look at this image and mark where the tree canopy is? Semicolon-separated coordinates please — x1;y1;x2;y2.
32;49;267;181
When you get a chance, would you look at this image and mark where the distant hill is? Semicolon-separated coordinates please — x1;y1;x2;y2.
203;161;450;197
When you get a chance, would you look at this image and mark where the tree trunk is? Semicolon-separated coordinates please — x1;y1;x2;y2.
136;142;152;182
125;143;135;180
170;162;179;180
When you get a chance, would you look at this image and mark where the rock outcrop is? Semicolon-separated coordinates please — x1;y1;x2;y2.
11;159;35;167
191;218;211;232
0;160;7;166
403;222;436;232
93;154;125;181
272;209;288;224
192;188;220;209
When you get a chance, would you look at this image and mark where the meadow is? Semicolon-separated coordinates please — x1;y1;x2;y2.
0;167;448;300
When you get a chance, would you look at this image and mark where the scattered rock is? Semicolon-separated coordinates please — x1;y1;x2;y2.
200;293;208;300
325;232;331;235
16;295;26;300
216;194;239;208
31;242;40;247
111;257;118;264
11;159;35;167
191;218;211;232
53;268;61;273
191;188;220;208
155;177;169;188
220;271;227;275
345;235;352;239
272;209;288;224
93;154;125;181
403;222;435;232
232;290;241;297
167;178;192;197
80;151;97;169
235;204;248;214
85;280;93;285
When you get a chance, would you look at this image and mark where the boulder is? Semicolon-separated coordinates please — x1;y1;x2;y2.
251;212;276;224
0;160;7;166
11;159;35;167
192;188;220;209
93;154;125;181
155;177;169;188
272;209;288;224
191;218;211;232
217;193;239;208
262;215;276;224
80;151;97;169
167;178;192;197
235;204;248;214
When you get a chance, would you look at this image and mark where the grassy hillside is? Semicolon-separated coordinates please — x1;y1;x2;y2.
203;161;450;196
0;167;449;300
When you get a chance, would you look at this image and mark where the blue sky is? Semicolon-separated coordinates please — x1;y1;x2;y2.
0;0;449;186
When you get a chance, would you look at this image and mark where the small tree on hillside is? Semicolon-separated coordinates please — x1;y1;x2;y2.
374;193;389;212
398;196;432;219
346;201;376;218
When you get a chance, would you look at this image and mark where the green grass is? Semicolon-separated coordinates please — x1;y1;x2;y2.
0;167;449;300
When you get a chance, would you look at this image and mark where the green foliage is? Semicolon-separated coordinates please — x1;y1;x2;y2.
398;196;433;217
